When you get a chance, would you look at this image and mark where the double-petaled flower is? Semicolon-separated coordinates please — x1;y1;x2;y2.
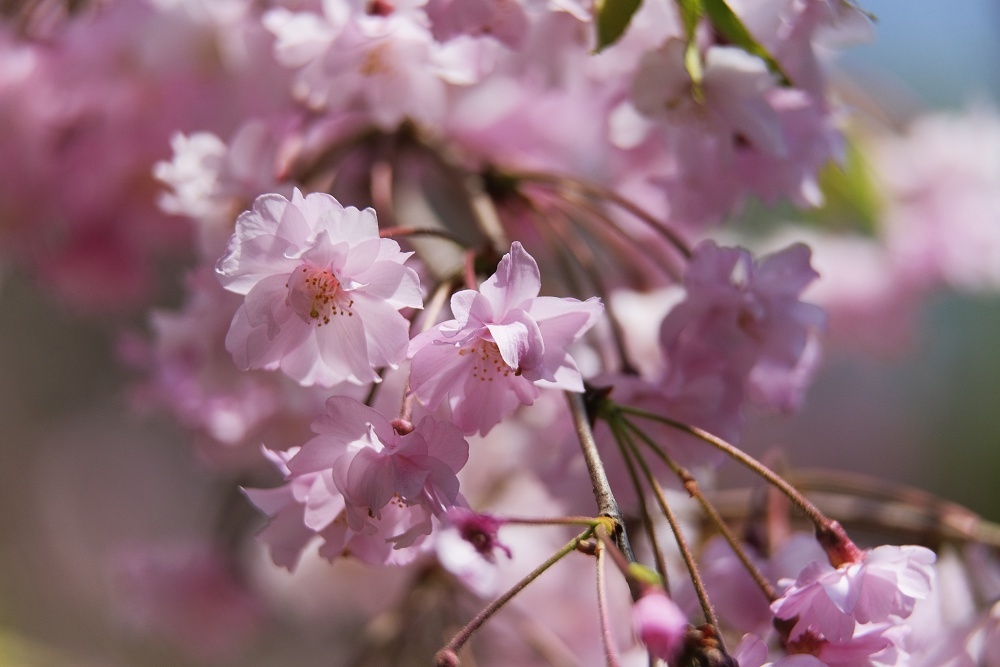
216;189;422;387
408;242;603;435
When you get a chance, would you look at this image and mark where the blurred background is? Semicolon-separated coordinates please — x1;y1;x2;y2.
1;0;999;665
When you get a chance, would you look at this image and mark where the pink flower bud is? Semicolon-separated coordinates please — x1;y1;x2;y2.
632;589;688;662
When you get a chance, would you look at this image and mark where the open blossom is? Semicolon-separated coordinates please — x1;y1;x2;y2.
630;41;786;158
424;0;530;48
660;240;825;415
216;189;422;387
287;396;470;532
772;545;936;643
733;627;903;667
408;242;603;435
242;397;468;568
264;4;485;127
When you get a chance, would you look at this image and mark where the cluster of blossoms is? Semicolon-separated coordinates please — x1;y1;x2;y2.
4;0;1000;666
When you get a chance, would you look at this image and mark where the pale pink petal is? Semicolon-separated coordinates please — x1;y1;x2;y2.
448;289;482;327
279;331;334;386
347;447;396;512
391;455;431;502
357;259;423;308
217;191;421;387
274;190;314;246
337;235;382;277
453;372;536;435
303;470;344;530
486;320;533;370
479;241;540;315
531;352;585;391
354;292;411;368
316;310;380;384
311;396;387;447
408;336;477;409
412;415;469;472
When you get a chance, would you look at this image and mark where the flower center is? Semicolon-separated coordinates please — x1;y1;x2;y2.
286;265;354;327
460;339;521;382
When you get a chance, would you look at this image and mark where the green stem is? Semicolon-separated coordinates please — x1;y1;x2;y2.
596;542;623;667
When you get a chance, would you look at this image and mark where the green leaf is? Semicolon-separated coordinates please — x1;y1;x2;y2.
701;0;790;85
674;0;703;41
671;0;705;89
593;0;643;52
808;137;883;236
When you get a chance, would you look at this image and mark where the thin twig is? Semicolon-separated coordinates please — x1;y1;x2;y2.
617;405;830;530
501;516;602;528
507;170;693;260
567;392;636;569
609;417;671;594
439;527;595;658
616;422;726;651
624;417;777;602
595;542;623;667
380;226;470;248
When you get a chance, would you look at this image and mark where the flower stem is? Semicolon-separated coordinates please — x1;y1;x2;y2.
623;417;778;602
616;421;726;650
616;404;831;530
595;542;623;667
609;417;671;594
500;516;603;528
438;527;595;659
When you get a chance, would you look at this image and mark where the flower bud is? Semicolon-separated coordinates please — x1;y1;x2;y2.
632;588;688;662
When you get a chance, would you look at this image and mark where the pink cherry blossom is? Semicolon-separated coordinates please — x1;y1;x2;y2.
659;240;825;416
317;500;436;566
631;41;785;157
243;447;345;570
784;623;905;667
875;107;1000;293
733;625;906;667
264;5;485;128
154;120;290;258
425;0;530;48
245;435;453;568
287;396;470;531
408;241;603;435
216;188;422;387
771;545;936;642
